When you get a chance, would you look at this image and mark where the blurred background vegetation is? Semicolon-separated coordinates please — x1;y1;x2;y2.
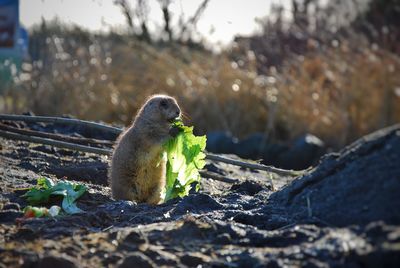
1;0;399;150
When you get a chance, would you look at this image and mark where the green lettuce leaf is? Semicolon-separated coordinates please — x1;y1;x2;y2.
163;120;207;201
22;177;87;214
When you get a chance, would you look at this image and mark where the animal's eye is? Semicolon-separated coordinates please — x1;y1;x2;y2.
160;100;168;108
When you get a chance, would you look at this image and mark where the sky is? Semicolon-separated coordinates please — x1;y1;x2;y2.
20;0;291;46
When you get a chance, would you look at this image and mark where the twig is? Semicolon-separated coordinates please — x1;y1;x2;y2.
0;114;121;135
0;130;112;156
274;222;298;231
0;122;114;147
205;153;303;177
306;194;312;218
102;225;114;232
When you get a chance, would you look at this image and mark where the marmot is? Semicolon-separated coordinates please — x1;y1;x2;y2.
109;95;181;205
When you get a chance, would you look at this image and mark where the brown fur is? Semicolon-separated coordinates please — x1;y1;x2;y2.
109;95;181;205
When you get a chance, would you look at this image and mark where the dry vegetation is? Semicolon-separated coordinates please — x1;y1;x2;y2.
277;45;400;146
1;0;399;148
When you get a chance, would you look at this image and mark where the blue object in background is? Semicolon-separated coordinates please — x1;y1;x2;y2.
0;0;28;90
0;0;18;48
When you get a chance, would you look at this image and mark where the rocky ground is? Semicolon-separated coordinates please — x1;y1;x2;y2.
0;121;400;267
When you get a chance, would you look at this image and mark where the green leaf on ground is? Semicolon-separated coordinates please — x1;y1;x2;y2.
22;177;87;215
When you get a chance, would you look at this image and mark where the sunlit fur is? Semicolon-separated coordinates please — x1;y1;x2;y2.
109;95;181;205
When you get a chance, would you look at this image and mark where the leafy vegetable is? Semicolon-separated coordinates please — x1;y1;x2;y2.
23;206;49;218
163;120;207;201
22;205;60;219
22;177;87;214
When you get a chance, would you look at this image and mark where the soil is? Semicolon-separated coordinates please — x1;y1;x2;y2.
1;122;400;267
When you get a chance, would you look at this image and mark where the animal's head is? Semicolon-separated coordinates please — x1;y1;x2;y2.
142;94;181;123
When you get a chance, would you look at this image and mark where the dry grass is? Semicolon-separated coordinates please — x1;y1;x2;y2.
1;25;399;148
277;43;400;146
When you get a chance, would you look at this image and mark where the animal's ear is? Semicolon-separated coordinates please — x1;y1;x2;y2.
159;99;168;108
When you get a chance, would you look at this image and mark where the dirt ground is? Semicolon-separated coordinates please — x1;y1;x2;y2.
1;122;400;267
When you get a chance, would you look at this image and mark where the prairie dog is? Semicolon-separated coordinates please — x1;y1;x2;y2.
109;95;181;205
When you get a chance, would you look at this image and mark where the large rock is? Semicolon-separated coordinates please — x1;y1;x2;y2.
235;133;288;165
206;131;238;154
267;124;400;227
234;133;266;159
207;131;324;170
276;134;325;170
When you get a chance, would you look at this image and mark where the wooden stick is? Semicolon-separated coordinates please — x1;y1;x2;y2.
0;114;121;135
0;123;114;147
0;130;112;156
205;153;303;176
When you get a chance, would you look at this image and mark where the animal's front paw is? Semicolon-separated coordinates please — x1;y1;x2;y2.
169;125;182;138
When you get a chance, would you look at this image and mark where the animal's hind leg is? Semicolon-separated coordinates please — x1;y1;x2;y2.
145;186;164;205
111;183;136;201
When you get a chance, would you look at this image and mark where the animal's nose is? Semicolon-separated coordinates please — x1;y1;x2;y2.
175;110;180;117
